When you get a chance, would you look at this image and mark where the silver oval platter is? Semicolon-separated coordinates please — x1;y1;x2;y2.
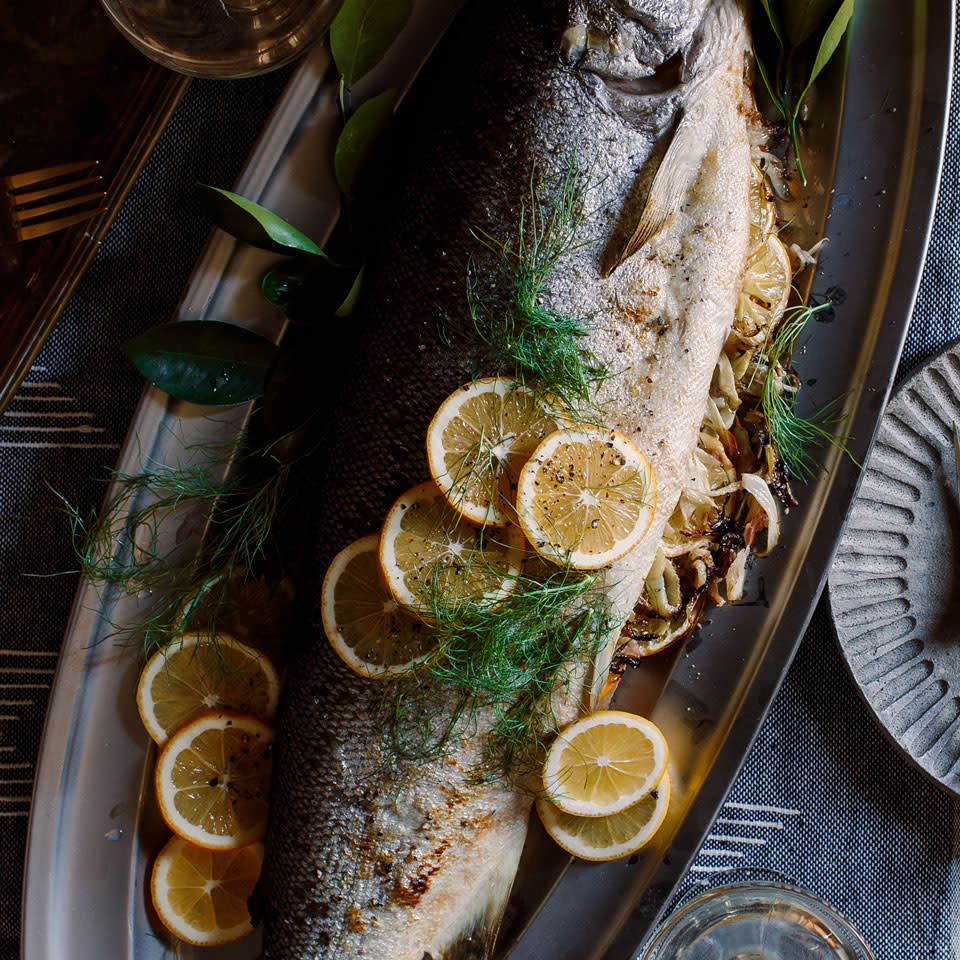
829;341;960;797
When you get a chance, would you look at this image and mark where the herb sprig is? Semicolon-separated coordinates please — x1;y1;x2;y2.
760;298;854;479
55;442;296;657
464;158;607;421
387;565;614;781
753;0;855;184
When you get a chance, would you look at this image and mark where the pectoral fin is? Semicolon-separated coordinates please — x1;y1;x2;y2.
606;107;712;274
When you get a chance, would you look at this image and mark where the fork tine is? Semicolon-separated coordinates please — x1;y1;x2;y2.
4;161;97;191
12;175;103;205
14;191;107;224
15;206;106;242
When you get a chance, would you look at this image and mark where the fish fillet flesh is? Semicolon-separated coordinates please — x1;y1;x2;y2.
263;0;759;955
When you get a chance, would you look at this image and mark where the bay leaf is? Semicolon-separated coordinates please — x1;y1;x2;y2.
335;264;365;316
795;0;855;113
783;0;836;46
753;46;785;114
261;263;306;307
757;0;786;50
334;89;396;196
124;321;278;406
196;185;326;258
330;0;414;88
262;261;362;322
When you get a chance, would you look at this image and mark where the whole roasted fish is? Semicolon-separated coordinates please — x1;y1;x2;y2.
263;0;759;956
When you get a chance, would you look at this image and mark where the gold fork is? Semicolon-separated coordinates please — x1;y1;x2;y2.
2;161;106;243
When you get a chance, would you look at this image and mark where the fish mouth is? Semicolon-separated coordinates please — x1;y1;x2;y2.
601;49;685;98
562;0;718;115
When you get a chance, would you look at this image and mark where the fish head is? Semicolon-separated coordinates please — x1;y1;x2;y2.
560;0;728;120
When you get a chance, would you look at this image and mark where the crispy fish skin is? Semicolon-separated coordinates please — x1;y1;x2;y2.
263;0;754;956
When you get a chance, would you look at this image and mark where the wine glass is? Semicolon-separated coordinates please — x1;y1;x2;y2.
98;0;342;78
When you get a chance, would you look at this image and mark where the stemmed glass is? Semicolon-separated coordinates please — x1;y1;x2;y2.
98;0;342;77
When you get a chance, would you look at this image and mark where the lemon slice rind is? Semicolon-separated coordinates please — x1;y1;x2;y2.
537;770;671;862
516;427;657;570
321;534;438;678
378;480;524;614
150;835;262;946
736;234;791;341
136;632;280;747
747;163;775;257
426;377;562;527
155;710;273;851
542;710;669;817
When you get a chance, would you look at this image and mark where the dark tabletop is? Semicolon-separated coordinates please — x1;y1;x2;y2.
1;13;959;960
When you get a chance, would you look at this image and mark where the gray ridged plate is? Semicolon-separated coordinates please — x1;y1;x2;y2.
829;340;960;796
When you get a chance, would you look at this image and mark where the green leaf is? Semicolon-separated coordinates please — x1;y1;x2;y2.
124;321;278;406
782;0;836;46
261;263;306;307
795;0;855;114
335;264;365;316
335;90;396;196
196;185;326;258
756;0;786;50
753;47;786;115
330;0;414;88
262;261;362;322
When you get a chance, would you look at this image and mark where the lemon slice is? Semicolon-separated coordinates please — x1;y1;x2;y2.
537;770;671;861
379;480;524;613
426;377;562;527
542;710;668;817
155;710;273;850
322;534;438;677
151;835;262;946
736;234;791;338
136;633;280;747
516;427;656;569
748;163;775;256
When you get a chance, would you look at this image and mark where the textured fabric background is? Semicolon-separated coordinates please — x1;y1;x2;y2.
1;15;958;960
0;69;290;958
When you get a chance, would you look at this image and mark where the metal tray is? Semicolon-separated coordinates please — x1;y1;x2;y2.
22;0;953;957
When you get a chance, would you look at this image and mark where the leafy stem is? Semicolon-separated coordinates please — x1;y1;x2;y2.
752;0;855;185
56;439;299;658
759;298;855;479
